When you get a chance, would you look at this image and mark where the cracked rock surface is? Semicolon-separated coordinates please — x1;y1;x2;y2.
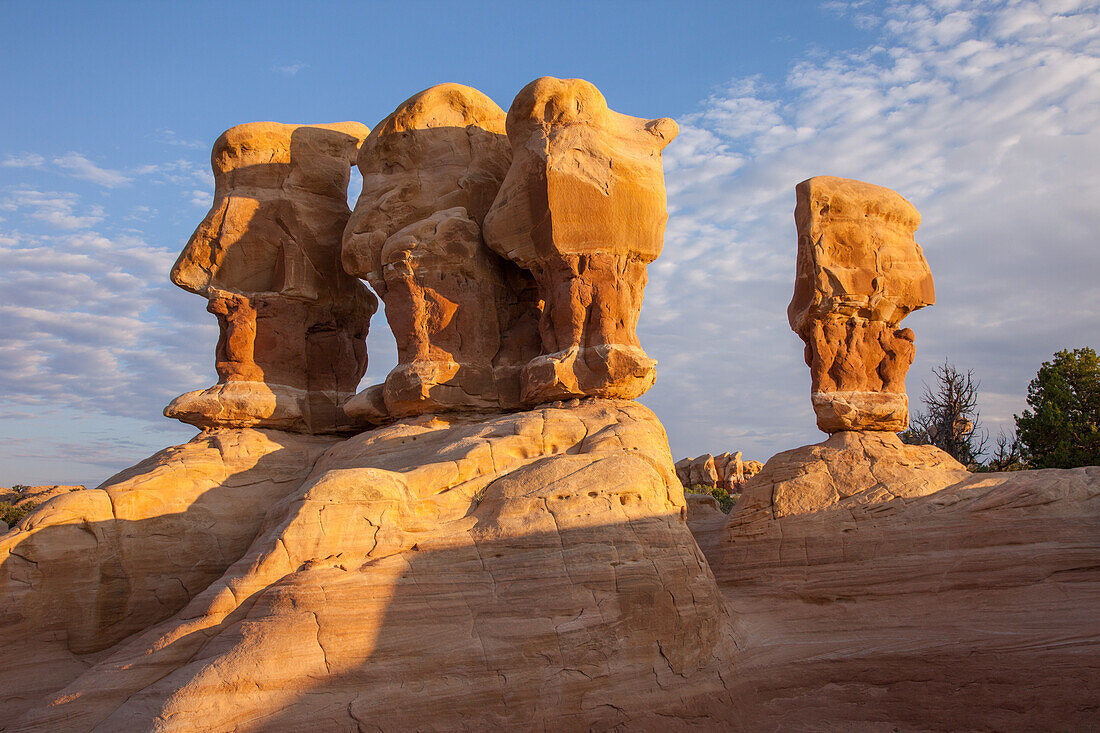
691;432;1100;732
2;409;1097;731
2;400;734;731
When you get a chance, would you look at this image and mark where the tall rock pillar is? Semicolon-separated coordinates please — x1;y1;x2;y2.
165;122;377;434
340;84;541;421
788;176;935;432
484;77;679;404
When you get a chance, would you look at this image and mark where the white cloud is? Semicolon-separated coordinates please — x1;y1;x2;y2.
135;158;211;187
134;159;213;207
273;61;307;76
3;150;208;198
1;153;45;168
642;0;1100;461
52;152;131;187
0;191;214;441
0;189;105;230
150;128;204;150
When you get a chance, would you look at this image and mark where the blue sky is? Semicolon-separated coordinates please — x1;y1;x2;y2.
2;0;1099;485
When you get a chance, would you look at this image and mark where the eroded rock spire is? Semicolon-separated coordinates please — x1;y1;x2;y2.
165;121;376;434
484;76;679;403
340;84;541;422
789;175;935;433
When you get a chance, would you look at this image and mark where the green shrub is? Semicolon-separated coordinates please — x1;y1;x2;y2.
684;484;739;513
0;501;38;528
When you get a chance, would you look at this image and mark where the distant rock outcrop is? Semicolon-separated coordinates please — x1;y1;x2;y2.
674;451;762;491
0;485;85;511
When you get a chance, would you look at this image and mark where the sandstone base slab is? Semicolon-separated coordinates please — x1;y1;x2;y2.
689;436;1100;732
4;411;1098;731
3;401;734;731
811;389;909;432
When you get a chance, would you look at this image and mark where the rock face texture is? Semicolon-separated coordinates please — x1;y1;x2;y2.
341;84;541;421
3;401;736;731
688;447;1100;731
484;77;679;404
732;430;969;520
6;409;1098;731
166;121;377;434
675;451;763;491
789;176;935;433
0;429;340;726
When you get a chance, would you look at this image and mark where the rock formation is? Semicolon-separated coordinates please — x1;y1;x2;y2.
0;485;85;509
2;401;736;730
4;93;1099;732
0;430;340;723
165;121;377;434
484;77;679;404
729;430;969;521
674;451;762;491
688;452;1099;731
341;84;541;421
789;176;935;433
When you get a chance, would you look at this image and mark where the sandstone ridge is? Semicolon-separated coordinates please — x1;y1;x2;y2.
3;400;737;730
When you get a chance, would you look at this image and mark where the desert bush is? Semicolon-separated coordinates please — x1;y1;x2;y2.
684;484;739;513
0;501;38;527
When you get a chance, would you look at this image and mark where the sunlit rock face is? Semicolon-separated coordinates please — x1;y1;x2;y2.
341;84;541;422
3;401;736;731
788;175;935;433
166;121;377;434
4;81;1098;733
484;76;679;404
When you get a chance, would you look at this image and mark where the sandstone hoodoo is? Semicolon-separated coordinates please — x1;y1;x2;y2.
674;451;763;491
341;84;541;422
789;175;935;433
484;77;679;404
165;121;377;434
2;79;1098;732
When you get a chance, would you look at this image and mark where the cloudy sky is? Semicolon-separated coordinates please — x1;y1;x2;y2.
1;0;1098;486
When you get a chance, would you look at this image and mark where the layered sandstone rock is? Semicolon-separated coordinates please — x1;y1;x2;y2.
166;122;377;434
8;408;1098;732
0;429;340;725
484;77;679;404
342;84;541;421
6;401;736;731
789;176;935;432
730;430;969;521
687;443;1100;731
